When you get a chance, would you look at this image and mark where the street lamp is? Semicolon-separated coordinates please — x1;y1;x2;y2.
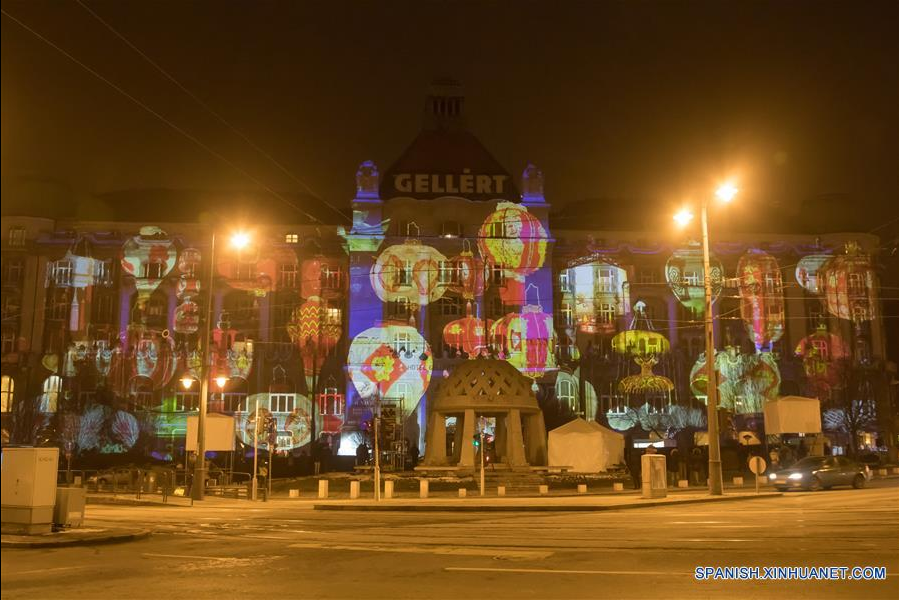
192;230;251;501
674;182;738;496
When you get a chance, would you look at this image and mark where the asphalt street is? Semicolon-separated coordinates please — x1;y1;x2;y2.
2;482;897;600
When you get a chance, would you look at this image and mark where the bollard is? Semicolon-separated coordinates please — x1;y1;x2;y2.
678;479;689;488
384;480;394;499
349;480;360;499
538;485;549;495
318;479;329;499
877;468;888;477
613;482;624;492
577;484;587;494
289;489;300;498
892;467;899;475
419;479;429;499
733;476;744;486
458;488;467;498
497;486;506;496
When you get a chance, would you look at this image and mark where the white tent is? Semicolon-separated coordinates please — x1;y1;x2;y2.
548;418;625;473
764;396;822;434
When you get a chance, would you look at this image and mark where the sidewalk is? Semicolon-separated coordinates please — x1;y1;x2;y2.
1;527;150;548
313;490;783;512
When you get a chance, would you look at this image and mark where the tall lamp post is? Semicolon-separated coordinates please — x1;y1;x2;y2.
191;231;250;501
674;182;737;496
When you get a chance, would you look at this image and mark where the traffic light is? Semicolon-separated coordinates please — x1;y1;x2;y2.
473;435;480;448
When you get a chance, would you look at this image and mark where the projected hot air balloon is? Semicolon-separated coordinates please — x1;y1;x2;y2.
611;302;670;357
795;253;832;294
347;324;432;408
120;226;178;306
665;243;723;314
820;242;877;323
795;325;849;399
443;301;493;358
448;243;486;300
478;202;548;306
737;249;785;350
491;304;556;379
286;296;341;390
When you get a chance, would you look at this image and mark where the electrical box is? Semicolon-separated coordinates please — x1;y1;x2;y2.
641;453;667;499
54;487;86;528
1;447;60;534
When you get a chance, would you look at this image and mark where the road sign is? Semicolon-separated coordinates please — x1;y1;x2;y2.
748;456;766;475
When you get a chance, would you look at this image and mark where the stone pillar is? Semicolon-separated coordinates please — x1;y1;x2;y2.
422;411;446;465
494;413;507;463
506;409;527;467
458;409;476;468
452;414;465;463
526;411;548;466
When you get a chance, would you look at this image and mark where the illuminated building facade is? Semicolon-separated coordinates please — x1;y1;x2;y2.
1;82;893;463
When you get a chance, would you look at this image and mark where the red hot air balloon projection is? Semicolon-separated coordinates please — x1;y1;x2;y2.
120;226;178;307
795;325;850;399
795;253;832;295
217;240;297;297
665;242;723;315
174;247;202;334
737;249;785;350
690;346;780;414
347;324;433;409
820;242;877;324
285;296;342;390
448;241;486;300
491;304;557;379
370;240;448;306
301;256;344;301
212;314;254;380
478;202;548;305
443;301;493;358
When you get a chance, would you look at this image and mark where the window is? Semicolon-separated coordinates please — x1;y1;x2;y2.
1;330;16;354
438;261;458;285
387;298;409;319
4;260;24;285
490;264;505;285
174;392;199;411
394;220;410;236
147;295;166;318
559;270;570;292
561;302;573;326
2;295;19;320
808;306;825;329
392;331;412;355
236;259;256;281
439;296;462;317
599;302;616;325
270;393;296;413
233;295;255;321
94;294;115;323
848;273;865;294
811;338;829;360
1;375;13;412
96;260;114;285
490;297;505;317
8;227;26;247
279;263;298;288
487;221;504;238
322;266;342;290
319;387;344;416
49;289;68;320
639;267;659;285
221;393;247;413
684;270;700;286
325;306;342;325
645;336;662;355
141;261;166;279
41;375;62;413
396;261;412;286
764;273;781;293
604;394;627;415
766;302;783;318
556;378;577;413
386;382;412;404
441;221;462;238
598;267;616;292
48;260;73;287
284;233;299;244
133;388;154;409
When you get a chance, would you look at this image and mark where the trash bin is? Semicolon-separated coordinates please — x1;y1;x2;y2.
641;454;667;499
54;487;86;528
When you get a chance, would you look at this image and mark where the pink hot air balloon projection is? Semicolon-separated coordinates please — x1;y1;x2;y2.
491;304;557;379
448;242;486;300
820;241;877;323
370;240;448;306
285;296;342;389
443;301;493;358
120;226;178;306
737;249;785;350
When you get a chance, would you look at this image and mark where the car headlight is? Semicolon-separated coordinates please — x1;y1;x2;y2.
788;473;803;480
768;473;777;480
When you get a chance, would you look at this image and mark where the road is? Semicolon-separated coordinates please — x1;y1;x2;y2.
2;482;897;599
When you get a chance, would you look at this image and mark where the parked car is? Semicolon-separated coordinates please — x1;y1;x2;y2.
768;456;867;491
87;469;135;487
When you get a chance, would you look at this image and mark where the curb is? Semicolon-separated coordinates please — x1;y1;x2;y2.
313;492;783;512
1;529;152;549
87;495;186;507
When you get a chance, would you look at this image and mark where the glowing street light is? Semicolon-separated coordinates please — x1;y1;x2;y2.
192;230;252;501
672;182;738;497
180;376;195;390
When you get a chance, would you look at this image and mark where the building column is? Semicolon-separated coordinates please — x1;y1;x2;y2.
506;408;527;467
422;411;446;465
494;413;507;463
526;411;548;466
458;408;476;468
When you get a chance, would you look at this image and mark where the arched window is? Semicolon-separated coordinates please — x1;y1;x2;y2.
556;376;577;413
41;375;62;413
1;375;13;412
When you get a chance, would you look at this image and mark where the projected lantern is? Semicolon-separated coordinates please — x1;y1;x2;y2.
665;243;723;313
567;262;629;334
237;394;313;451
491;304;556;379
212;316;254;380
618;357;674;396
795;326;849;397
217;243;296;297
120;226;178;305
820;242;877;323
795;254;832;294
348;324;433;406
130;331;177;390
449;247;486;300
443;302;493;358
611;303;670;357
370;240;447;306
285;297;342;388
690;346;780;414
477;202;548;274
173;299;200;335
737;249;785;349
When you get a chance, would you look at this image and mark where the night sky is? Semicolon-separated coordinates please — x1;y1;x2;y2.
2;0;897;229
